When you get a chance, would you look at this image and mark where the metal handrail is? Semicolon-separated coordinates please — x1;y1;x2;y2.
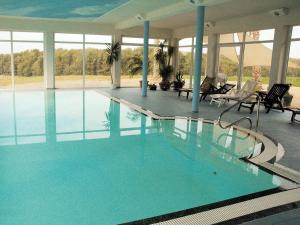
217;93;261;131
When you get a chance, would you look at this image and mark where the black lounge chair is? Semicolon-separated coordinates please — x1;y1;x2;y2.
200;83;236;101
285;107;300;123
238;83;290;114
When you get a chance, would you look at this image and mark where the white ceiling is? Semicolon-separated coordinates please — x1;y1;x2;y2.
96;0;300;30
152;0;300;29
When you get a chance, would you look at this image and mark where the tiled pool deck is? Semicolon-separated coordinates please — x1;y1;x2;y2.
100;87;300;224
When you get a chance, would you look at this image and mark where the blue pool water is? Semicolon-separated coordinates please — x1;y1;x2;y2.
0;90;282;224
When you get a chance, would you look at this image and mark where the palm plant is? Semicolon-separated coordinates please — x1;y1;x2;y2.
127;55;143;76
154;40;174;90
105;42;121;84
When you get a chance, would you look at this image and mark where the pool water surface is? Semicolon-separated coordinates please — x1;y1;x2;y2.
0;90;284;224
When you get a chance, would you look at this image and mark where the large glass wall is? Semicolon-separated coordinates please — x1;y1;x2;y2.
218;30;274;90
243;29;274;90
0;31;44;90
178;37;208;88
0;33;11;89
121;37;165;87
287;25;300;106
55;33;112;89
218;45;240;87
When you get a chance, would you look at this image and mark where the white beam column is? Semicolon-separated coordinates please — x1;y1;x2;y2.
170;38;179;81
112;32;122;88
269;26;292;87
206;33;219;79
44;31;55;89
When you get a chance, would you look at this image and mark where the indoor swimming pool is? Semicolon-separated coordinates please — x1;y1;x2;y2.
0;90;293;224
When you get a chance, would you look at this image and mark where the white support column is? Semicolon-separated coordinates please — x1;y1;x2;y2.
190;40;195;88
170;38;179;81
44;31;55;89
237;32;245;90
206;33;219;79
269;26;292;87
112;32;122;89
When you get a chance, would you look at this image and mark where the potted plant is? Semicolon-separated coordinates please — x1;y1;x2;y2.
154;41;174;91
149;83;157;91
105;42;121;87
173;71;185;90
283;91;293;107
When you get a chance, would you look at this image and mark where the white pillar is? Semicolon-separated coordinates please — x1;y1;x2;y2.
170;38;179;81
269;26;292;87
44;31;55;89
206;33;219;79
112;32;122;89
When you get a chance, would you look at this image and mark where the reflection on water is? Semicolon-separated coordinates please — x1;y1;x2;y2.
0;90;287;225
0;90;261;159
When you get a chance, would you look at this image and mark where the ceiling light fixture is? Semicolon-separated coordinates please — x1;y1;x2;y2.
135;14;146;21
270;7;289;17
187;0;205;6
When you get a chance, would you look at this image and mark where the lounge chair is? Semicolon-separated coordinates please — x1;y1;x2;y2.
178;77;216;99
210;80;257;107
238;83;290;113
285;107;300;123
200;83;236;101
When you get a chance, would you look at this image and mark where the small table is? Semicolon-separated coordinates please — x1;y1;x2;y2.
178;88;193;99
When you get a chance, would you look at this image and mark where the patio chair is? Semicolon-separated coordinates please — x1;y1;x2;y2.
285;107;300;123
178;76;216;99
210;80;257;107
238;83;290;113
200;83;236;101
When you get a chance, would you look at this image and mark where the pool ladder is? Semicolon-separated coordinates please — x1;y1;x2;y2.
217;93;261;131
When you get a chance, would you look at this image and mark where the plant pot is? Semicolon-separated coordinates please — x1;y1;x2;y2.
159;81;171;91
173;81;185;91
149;84;157;91
139;80;149;88
283;94;293;106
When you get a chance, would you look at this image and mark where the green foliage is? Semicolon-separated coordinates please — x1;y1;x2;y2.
105;42;120;66
154;41;174;81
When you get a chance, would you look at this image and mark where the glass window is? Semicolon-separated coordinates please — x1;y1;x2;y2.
85;35;112;43
218;46;240;86
243;43;273;90
13;32;43;41
0;31;11;40
121;45;143;87
220;33;244;43
287;41;300;106
292;26;300;39
0;42;12;89
179;38;193;46
85;44;111;88
55;43;83;89
122;37;166;45
245;29;275;42
55;33;83;42
178;47;192;87
13;42;44;89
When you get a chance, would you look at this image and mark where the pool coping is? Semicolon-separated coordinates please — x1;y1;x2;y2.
96;90;300;225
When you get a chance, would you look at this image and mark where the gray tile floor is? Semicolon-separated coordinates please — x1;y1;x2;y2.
100;87;300;225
